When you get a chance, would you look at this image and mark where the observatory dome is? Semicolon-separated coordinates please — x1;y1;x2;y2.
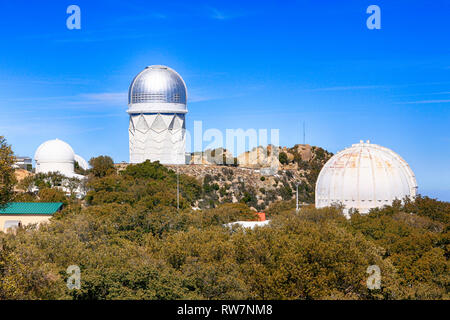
315;140;418;216
127;65;187;114
35;139;75;164
34;139;79;178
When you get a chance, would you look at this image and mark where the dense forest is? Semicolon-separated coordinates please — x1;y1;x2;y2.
0;136;449;299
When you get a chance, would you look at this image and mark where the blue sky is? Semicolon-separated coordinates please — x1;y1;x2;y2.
0;0;449;200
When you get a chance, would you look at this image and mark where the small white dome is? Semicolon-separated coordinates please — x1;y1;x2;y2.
35;139;75;163
315;141;418;216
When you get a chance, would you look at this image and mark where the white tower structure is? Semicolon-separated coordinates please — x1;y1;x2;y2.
127;65;187;164
34;139;86;179
315;140;418;216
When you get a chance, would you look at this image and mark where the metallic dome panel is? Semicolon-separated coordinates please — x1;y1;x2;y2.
128;65;187;105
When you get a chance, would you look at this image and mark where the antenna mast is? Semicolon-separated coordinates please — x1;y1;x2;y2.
303;121;306;145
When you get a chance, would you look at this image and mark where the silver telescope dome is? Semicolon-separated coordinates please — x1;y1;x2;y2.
127;65;187;114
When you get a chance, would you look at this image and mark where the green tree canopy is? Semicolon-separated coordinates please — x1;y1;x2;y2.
0;136;16;208
89;155;114;178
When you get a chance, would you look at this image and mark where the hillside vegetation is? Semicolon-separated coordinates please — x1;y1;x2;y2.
166;144;333;210
1;155;449;300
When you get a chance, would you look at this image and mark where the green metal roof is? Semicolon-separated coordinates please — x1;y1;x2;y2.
0;202;63;215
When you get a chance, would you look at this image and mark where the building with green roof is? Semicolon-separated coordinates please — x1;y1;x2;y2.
0;202;62;232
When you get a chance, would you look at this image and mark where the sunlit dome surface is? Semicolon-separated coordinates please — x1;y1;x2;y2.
34;139;75;164
315;140;418;216
127;65;187;114
74;154;89;170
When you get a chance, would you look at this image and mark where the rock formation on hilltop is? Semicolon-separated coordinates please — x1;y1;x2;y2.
167;144;333;210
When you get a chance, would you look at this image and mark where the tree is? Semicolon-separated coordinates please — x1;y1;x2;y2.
89;155;114;178
0;136;16;208
74;161;88;175
38;188;68;204
0;144;448;301
279;152;288;165
349;196;450;299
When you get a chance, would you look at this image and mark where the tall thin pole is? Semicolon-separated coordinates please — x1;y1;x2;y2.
177;167;179;210
296;183;299;212
303;121;306;145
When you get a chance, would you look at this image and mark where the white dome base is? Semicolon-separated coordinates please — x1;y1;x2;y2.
129;113;186;165
36;162;75;177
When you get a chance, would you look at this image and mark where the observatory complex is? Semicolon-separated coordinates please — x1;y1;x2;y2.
25;65;420;217
127;65;187;164
315;140;418;216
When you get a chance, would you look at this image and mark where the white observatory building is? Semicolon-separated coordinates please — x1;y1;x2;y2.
34;139;88;179
315;140;418;216
127;65;187;164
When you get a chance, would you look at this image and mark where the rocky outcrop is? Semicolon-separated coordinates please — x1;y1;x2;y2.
168;144;333;210
189;144;322;170
237;145;280;169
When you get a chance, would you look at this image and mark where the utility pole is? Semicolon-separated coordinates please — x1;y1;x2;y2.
177;166;179;210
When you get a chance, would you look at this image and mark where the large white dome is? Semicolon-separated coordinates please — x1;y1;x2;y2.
315;140;418;216
34;139;82;178
35;139;75;164
127;65;187;114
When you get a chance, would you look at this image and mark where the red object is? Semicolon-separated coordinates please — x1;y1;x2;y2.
256;212;266;221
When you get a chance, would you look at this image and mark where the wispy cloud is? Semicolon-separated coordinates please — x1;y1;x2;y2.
0;121;105;137
78;92;127;104
395;99;450;104
55;32;150;43
26;113;123;121
0;77;93;87
4;91;127;106
305;85;388;92
209;7;228;20
5;88;231;107
431;91;450;95
305;81;450;93
114;12;167;23
4;89;223;107
188;84;262;103
206;6;244;20
19;26;158;44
